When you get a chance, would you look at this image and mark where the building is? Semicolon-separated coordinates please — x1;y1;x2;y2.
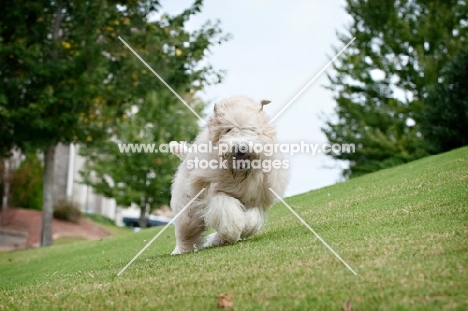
54;143;123;225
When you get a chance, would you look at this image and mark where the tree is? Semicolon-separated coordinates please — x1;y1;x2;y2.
0;0;226;245
1;0;123;245
323;0;468;178
421;49;468;154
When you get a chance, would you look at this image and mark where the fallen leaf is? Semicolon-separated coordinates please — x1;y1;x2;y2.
343;299;358;311
217;294;233;308
343;299;351;311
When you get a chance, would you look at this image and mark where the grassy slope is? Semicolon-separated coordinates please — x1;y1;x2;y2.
84;214;132;237
0;147;467;310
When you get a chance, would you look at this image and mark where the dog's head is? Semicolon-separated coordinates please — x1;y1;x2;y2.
207;97;277;178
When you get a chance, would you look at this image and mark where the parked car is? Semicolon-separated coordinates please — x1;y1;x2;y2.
122;215;172;228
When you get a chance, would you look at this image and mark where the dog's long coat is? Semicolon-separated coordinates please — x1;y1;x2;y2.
170;97;289;254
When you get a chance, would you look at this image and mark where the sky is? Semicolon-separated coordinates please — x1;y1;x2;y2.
155;0;352;196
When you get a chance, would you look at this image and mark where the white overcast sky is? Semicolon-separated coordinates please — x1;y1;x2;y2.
156;0;352;196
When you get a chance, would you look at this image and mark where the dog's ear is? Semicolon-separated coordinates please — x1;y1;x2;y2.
260;100;271;111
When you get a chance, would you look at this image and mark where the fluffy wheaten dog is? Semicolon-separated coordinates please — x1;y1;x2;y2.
169;97;289;254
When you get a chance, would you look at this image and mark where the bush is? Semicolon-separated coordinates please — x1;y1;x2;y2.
10;154;43;210
53;199;81;223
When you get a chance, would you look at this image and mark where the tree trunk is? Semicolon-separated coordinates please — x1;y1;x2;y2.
139;198;147;228
53;143;70;203
41;1;63;245
41;145;56;246
2;159;10;208
1;158;10;226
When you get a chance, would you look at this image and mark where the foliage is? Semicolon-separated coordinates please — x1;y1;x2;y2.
421;49;468;153
0;0;218;152
1;147;467;309
1;0;122;154
0;0;163;245
10;154;43;210
323;0;468;178
53;198;81;223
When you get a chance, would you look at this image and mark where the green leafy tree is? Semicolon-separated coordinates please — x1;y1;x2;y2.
0;0;125;245
0;0;226;245
421;49;468;154
323;0;468;178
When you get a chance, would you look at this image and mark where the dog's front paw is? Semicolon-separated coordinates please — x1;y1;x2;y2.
171;246;183;255
171;243;202;255
171;245;191;255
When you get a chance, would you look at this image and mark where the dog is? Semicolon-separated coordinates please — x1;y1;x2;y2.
169;97;289;254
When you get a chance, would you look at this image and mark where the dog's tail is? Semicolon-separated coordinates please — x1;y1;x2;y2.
169;141;189;160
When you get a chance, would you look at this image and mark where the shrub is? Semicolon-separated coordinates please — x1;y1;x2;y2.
53;199;81;223
10;154;43;210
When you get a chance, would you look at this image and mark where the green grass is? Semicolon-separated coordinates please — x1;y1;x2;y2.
1;147;467;310
53;236;88;245
84;213;131;236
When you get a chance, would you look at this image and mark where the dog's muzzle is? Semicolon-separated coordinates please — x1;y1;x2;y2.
235;143;249;158
223;143;256;180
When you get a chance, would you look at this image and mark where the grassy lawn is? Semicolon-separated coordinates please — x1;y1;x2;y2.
84;214;132;237
53;236;88;245
0;147;467;310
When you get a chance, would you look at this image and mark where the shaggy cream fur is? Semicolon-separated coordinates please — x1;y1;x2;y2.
170;97;289;254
